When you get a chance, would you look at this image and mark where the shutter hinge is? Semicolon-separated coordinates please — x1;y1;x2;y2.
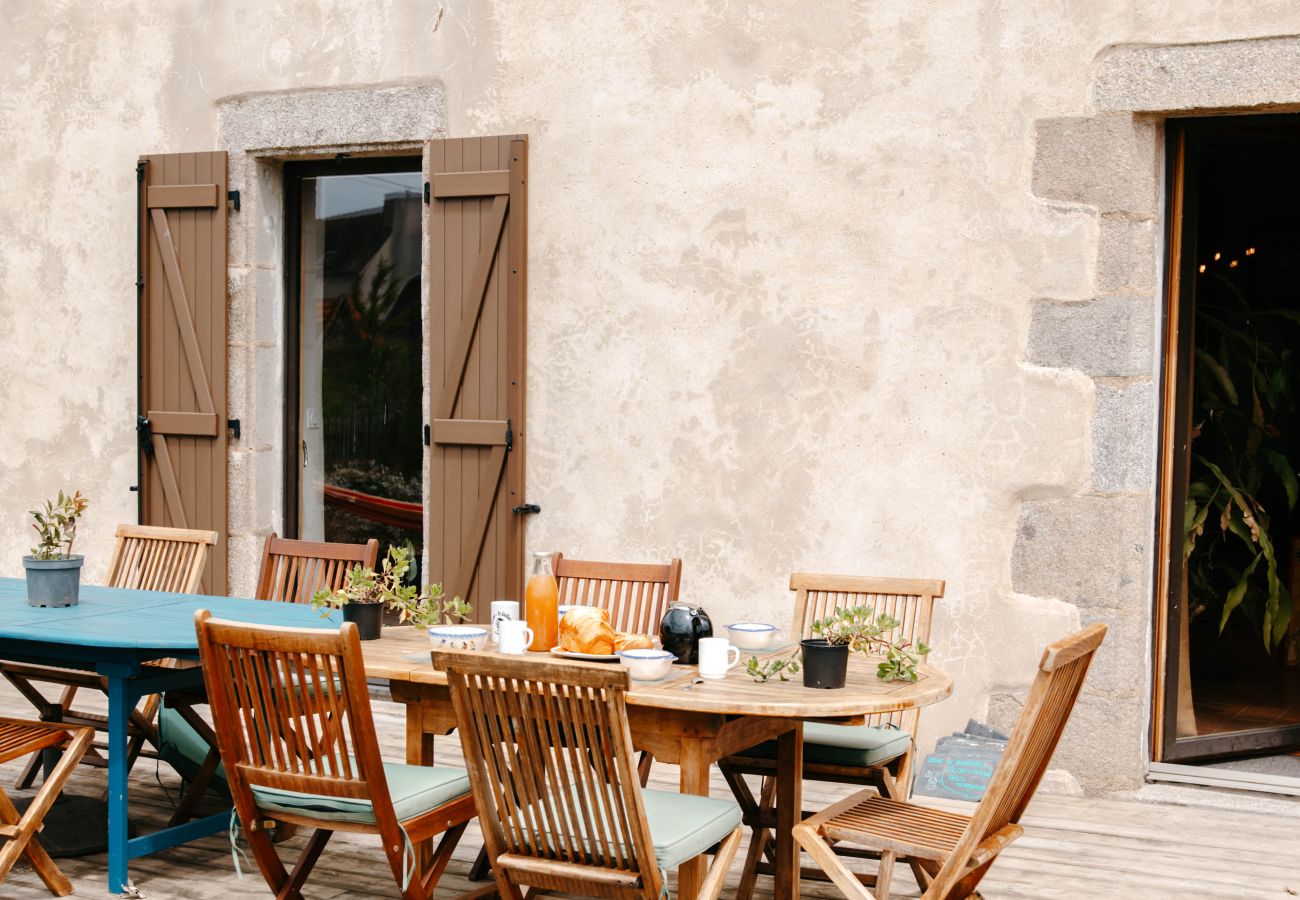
423;181;430;204
505;419;513;452
227;190;240;212
423;423;431;446
136;416;153;457
512;504;541;515
136;161;146;182
227;419;241;440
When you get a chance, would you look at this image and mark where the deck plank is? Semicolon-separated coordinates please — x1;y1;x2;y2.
0;684;1297;897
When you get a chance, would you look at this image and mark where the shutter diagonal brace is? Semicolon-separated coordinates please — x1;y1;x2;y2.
150;208;215;416
439;194;508;420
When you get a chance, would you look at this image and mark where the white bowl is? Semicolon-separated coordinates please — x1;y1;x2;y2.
428;625;489;651
726;622;779;651
617;648;677;681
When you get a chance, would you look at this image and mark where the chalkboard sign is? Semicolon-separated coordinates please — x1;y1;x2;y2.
914;724;1007;802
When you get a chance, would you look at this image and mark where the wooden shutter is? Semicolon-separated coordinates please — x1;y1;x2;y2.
426;136;528;616
137;151;229;595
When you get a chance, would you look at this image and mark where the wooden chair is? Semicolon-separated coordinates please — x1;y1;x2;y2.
550;552;682;635
1;524;218;788
435;651;743;899
255;533;380;603
195;611;475;900
151;533;379;830
793;623;1106;899
719;573;945;899
0;719;93;896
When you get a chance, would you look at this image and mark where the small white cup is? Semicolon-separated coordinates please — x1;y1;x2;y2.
490;600;520;641
697;637;741;679
497;619;535;655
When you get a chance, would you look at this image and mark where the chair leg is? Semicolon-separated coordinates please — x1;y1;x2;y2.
636;750;654;787
469;844;492;880
276;828;332;900
15;750;43;790
876;849;897;900
0;728;91;897
419;822;467;895
724;770;776;900
699;826;743;900
793;821;877;900
244;819;293;898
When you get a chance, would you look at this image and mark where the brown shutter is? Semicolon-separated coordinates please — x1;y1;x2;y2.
427;136;528;616
137;151;229;594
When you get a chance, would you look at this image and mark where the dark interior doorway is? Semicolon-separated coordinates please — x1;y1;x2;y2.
1158;115;1300;762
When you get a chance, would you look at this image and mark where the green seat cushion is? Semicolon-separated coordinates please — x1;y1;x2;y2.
251;762;470;825
642;788;742;869
157;705;228;794
746;724;911;769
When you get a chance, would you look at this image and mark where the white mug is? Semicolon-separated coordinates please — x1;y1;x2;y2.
497;619;535;655
697;637;741;679
490;600;520;641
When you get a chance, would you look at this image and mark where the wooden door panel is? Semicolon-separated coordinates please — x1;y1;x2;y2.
138;151;228;595
427;136;526;618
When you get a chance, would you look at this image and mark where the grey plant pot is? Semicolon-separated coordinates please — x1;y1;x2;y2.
23;555;84;608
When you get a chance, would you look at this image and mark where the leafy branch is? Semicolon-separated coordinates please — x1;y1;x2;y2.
29;491;89;560
812;606;931;683
744;649;800;683
311;546;470;628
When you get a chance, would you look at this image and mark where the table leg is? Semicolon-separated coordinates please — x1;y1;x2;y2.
106;676;131;893
773;722;803;900
677;736;709;897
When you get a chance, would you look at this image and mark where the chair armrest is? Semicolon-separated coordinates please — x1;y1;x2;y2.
968;823;1024;869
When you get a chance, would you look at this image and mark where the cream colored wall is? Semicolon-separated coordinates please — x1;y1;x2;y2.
5;1;1300;792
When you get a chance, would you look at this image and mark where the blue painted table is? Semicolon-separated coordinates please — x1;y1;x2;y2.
0;578;335;893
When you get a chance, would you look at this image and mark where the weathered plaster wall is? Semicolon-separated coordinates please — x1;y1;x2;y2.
5;1;1300;793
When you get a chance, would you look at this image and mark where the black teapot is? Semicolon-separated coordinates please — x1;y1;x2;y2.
659;602;713;664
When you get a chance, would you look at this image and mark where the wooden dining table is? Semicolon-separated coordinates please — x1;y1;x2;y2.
360;627;953;900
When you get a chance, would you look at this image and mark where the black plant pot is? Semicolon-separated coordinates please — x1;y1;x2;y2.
801;639;849;689
343;603;384;641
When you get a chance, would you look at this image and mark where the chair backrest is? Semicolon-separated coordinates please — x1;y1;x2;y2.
104;524;218;594
435;652;663;895
550;552;682;634
789;573;945;731
927;623;1106;899
194;612;393;817
255;534;380;603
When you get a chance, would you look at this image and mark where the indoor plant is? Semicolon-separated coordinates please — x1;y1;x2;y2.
311;546;469;640
800;606;930;689
24;490;90;608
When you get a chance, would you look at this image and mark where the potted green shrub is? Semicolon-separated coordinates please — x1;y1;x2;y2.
800;606;930;689
24;490;89;608
311;546;469;640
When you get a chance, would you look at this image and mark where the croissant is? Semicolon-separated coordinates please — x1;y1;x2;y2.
560;607;614;655
614;631;655;651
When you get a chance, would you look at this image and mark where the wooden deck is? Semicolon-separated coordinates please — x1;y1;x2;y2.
1;685;1297;898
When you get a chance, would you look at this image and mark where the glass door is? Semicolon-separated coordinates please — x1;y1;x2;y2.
1156;116;1300;762
285;158;425;576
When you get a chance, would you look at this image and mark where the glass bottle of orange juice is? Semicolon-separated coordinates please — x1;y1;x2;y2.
524;551;558;652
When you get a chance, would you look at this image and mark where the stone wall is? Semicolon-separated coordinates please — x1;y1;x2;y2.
7;3;1300;794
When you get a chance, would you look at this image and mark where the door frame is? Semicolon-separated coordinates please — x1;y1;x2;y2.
281;154;423;538
1152;115;1300;762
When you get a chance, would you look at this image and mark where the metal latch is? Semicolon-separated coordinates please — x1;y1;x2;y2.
505;419;513;452
227;418;241;440
513;504;541;515
227;190;240;211
136;416;153;457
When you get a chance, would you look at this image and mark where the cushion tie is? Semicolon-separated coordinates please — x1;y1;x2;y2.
400;824;416;891
228;809;251;878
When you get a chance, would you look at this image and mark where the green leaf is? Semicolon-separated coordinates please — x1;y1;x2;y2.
1196;350;1239;405
1220;553;1261;632
1264;450;1299;511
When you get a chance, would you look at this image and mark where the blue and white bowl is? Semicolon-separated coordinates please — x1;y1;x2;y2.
616;648;677;681
428;625;489;651
725;622;780;651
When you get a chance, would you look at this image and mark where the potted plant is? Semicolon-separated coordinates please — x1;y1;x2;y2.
800;606;930;689
311;546;469;640
24;490;90;608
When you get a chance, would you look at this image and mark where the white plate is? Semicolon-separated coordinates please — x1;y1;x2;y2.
550;646;620;663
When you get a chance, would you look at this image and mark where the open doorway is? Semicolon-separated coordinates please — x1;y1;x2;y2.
283;156;425;578
1156;115;1300;769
